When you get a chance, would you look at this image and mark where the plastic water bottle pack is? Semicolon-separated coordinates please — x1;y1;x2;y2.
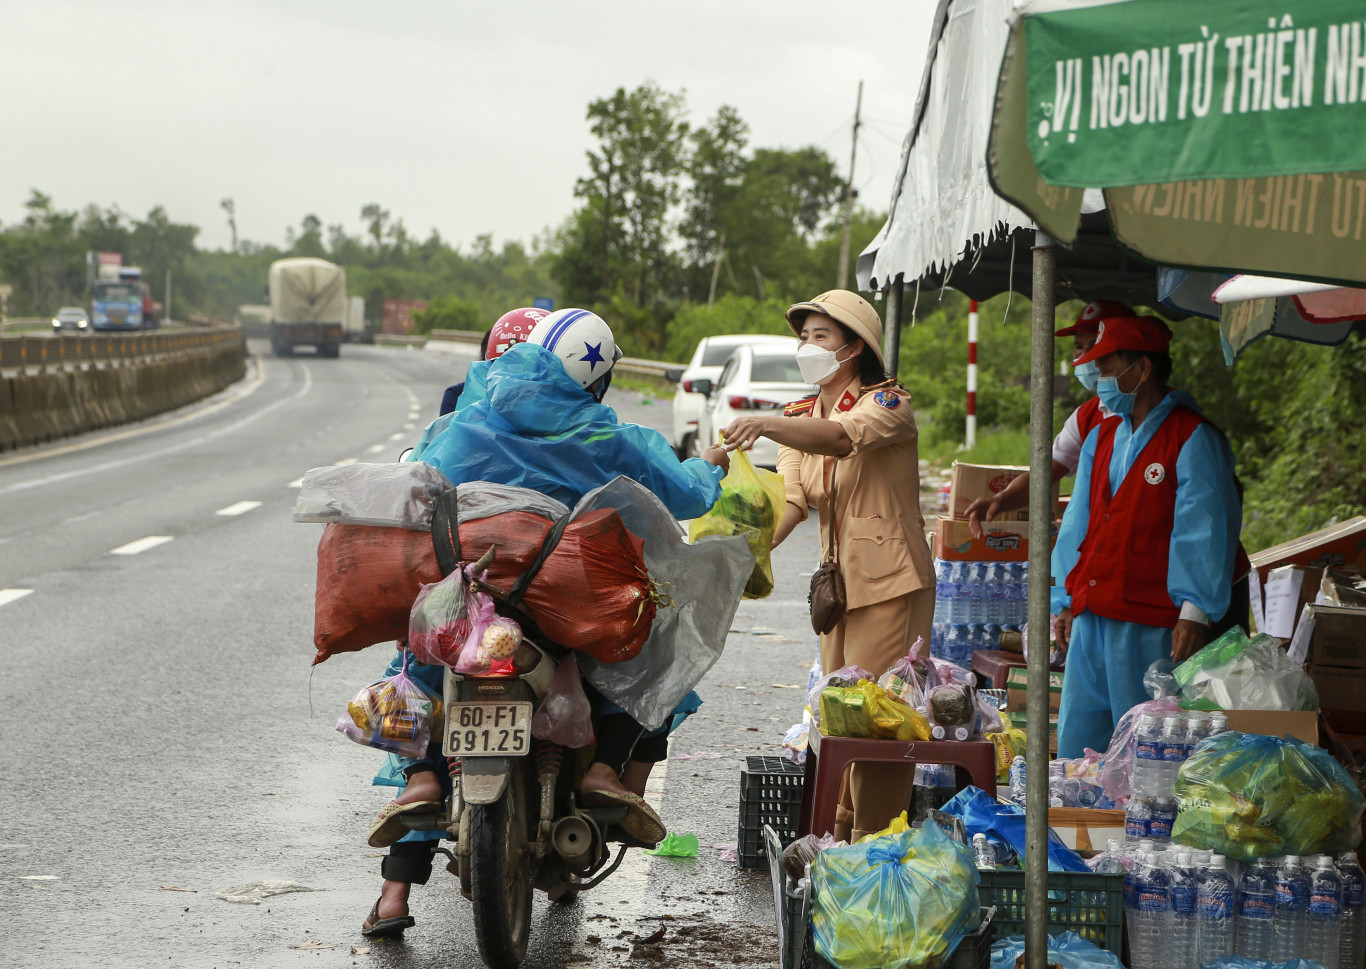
929;557;1025;664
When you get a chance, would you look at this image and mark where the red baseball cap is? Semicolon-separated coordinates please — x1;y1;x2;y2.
1054;299;1136;337
1074;315;1173;365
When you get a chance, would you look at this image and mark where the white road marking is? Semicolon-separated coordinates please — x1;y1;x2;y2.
388;432;406;441
0;359;310;496
333;457;358;466
216;500;262;517
110;536;174;556
366;444;387;454
288;477;305;488
404;422;416;430
0;589;35;608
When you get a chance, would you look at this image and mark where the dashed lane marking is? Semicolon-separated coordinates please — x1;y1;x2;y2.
110;536;174;556
404;423;416;430
333;458;358;466
288;477;305;488
0;589;35;608
388;432;406;442
216;500;263;517
366;444;387;454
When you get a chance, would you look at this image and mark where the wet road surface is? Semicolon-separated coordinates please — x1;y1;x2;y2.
0;340;830;969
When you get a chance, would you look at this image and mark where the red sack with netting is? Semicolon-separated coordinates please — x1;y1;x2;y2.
519;508;655;664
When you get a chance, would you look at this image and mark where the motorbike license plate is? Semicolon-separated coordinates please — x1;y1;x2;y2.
443;702;532;757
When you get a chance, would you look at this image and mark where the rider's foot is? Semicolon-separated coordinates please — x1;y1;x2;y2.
376;879;410;920
579;761;631;798
361;880;416;937
395;768;442;806
621;760;654;798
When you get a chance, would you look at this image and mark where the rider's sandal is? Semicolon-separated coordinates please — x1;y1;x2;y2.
361;899;416;938
580;789;667;846
367;800;442;849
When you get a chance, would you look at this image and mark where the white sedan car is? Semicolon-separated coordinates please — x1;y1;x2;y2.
670;333;797;457
694;339;815;469
51;307;90;332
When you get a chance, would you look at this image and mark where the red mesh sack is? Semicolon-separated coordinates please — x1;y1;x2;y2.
312;523;442;664
521;508;655;664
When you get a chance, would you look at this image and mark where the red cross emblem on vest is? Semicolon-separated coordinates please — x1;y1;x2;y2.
1144;462;1166;485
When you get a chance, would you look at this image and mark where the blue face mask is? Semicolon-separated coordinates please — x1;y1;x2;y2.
1096;361;1139;415
1074;360;1100;393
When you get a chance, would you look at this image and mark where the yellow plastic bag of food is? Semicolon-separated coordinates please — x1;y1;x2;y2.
986;727;1028;783
820;680;931;742
688;441;784;599
858;811;913;845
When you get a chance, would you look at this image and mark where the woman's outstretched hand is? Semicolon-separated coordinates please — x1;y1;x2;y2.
720;415;774;452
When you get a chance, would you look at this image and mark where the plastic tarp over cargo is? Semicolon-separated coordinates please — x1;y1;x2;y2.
268;257;347;323
293;462;453;530
569;477;752;730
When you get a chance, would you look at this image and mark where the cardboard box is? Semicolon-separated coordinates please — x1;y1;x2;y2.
949;463;1028;521
1221;709;1319;745
1307;604;1366;670
1005;667;1063;713
948;462;1060;522
1048;807;1127;852
1309;666;1366;714
1249;515;1366;581
935;518;1032;562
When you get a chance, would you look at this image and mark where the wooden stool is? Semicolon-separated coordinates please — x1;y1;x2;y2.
971;649;1026;689
796;730;998;839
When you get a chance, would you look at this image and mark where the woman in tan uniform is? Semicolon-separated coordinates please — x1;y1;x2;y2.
721;289;934;840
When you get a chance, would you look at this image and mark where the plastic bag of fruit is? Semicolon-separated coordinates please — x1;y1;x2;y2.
688;443;783;599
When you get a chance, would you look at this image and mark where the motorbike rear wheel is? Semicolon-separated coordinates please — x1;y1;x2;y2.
468;768;534;969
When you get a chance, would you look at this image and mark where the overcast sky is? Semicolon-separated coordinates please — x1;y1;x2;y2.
5;0;936;253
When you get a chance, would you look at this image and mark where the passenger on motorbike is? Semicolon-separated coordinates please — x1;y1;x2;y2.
361;308;728;937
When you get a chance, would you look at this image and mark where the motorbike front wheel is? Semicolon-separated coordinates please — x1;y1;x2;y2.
468;768;534;969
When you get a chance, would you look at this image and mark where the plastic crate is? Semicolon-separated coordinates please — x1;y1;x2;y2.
976;868;1125;954
738;755;805;870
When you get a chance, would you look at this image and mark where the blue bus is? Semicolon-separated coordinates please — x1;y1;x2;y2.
90;280;144;330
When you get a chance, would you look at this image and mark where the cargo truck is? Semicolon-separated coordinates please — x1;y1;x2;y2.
267;258;345;357
343;294;367;343
90;265;144;330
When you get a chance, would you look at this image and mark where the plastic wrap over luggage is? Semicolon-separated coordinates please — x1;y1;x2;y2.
811;820;980;969
1097;697;1183;802
989;931;1126;969
293;462;453;529
572;476;753;730
1173;627;1319;711
1171;730;1365;860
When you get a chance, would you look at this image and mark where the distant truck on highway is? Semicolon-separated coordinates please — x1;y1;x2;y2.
267;258;345;357
91;265;153;330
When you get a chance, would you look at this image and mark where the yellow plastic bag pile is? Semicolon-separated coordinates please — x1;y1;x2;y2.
819;680;931;742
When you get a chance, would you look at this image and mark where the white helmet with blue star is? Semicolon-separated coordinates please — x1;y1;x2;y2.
526;308;624;399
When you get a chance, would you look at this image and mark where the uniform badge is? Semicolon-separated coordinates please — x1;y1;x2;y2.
1144;462;1166;485
873;390;900;409
837;389;858;412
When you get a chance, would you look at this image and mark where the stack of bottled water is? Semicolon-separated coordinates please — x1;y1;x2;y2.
1236;857;1277;961
1168;849;1199;969
1271;855;1310;963
1196;854;1237;968
1008;755;1027;808
930;558;1027;664
1130;710;1226;802
1125;846;1172;969
1339;851;1366;969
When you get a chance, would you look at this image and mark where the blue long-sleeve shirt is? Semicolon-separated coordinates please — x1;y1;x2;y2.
1050;390;1241;623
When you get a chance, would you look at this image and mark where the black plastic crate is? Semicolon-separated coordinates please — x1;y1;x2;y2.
738;755;805;870
976;869;1125;954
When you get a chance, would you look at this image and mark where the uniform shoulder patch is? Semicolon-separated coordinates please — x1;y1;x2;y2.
783;395;816;417
873;389;901;409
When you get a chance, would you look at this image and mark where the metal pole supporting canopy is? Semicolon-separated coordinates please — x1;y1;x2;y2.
1025;230;1057;969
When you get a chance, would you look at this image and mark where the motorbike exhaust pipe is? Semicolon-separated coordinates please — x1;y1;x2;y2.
551;816;596;869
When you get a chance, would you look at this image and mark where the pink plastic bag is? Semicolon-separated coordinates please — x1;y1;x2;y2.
530;654;595;748
454;586;522;677
1099;697;1183;802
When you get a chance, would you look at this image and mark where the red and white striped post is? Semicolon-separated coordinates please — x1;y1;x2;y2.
966;299;979;449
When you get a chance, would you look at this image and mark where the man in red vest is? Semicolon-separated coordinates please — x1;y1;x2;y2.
1050;316;1243;757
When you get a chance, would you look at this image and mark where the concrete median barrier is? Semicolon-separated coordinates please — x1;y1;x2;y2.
0;333;245;452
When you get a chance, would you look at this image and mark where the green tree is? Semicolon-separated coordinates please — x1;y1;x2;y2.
680;105;750;303
410;296;482;334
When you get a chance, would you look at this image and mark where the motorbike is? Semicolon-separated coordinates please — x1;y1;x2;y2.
396;630;643;969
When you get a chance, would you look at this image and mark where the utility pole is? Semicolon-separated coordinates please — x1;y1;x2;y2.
707;231;726;308
835;81;864;291
166;268;172;326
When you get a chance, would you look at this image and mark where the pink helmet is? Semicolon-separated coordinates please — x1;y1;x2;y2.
487;307;548;359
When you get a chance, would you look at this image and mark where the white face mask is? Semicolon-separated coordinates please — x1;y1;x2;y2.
796;342;853;385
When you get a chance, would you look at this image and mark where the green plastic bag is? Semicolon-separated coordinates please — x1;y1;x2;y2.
642;831;699;857
1172;730;1365;860
812;818;980;969
688;444;784;599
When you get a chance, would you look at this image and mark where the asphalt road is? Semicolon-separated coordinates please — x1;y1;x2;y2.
0;340;828;969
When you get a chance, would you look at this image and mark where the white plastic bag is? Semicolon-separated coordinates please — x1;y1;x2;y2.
293;461;453;529
530;654;595;748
